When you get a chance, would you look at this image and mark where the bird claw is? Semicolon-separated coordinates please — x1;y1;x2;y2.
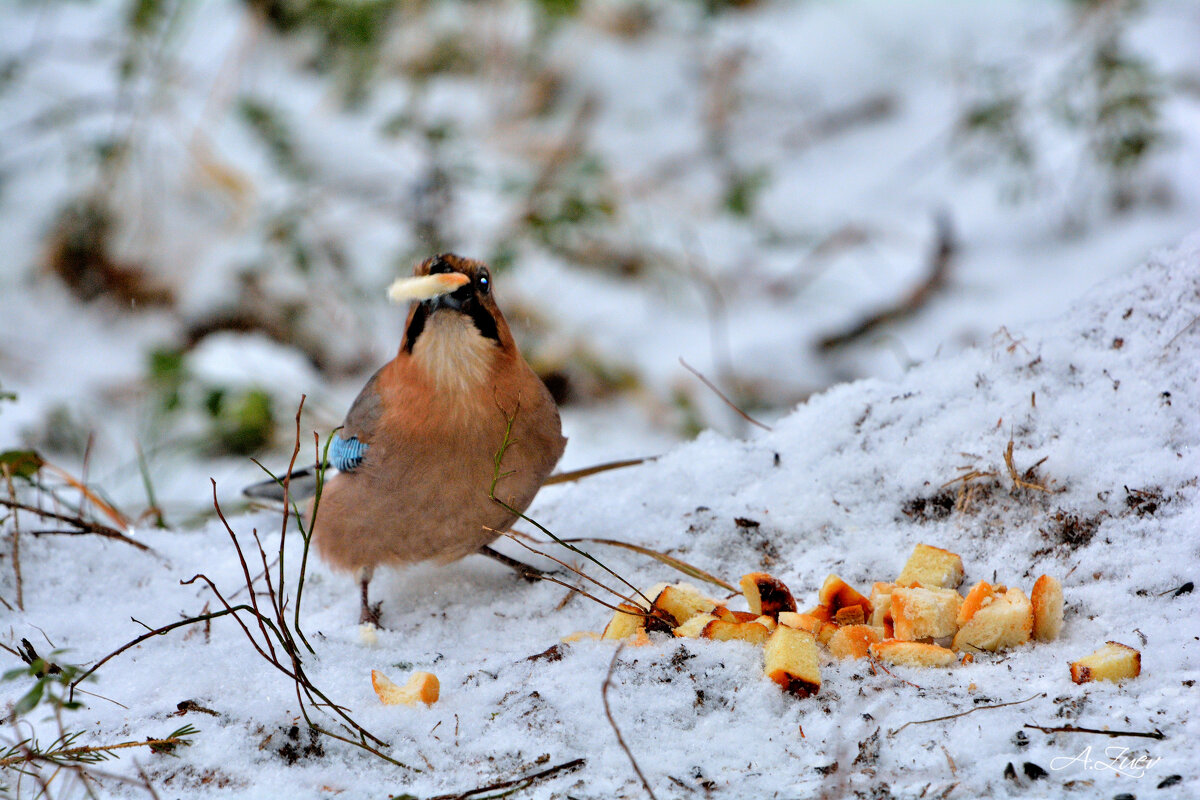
359;601;383;628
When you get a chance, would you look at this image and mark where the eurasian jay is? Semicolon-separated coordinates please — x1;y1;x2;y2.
248;253;566;625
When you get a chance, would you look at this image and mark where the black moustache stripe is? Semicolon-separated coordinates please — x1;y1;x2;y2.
402;298;500;352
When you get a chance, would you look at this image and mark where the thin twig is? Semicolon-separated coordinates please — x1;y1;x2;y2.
554;536;736;593
426;757;586;800
1023;723;1165;740
544;458;651;486
490;405;653;610
603;645;657;800
889;693;1045;736
0;498;149;552
0;732;195;768
1004;439;1049;493
679;358;771;432
499;533;670;621
69;606;258;699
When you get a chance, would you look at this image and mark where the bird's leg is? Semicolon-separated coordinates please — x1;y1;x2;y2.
478;546;547;583
357;566;382;627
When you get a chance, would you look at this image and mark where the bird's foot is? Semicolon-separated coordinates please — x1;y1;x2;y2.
359;600;383;628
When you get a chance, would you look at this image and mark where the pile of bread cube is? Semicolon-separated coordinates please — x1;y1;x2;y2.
596;543;1140;697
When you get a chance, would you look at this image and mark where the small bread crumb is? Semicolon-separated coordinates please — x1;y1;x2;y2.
372;670;440;706
1070;641;1141;684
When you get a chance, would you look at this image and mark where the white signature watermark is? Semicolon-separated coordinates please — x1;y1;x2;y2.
1050;745;1162;779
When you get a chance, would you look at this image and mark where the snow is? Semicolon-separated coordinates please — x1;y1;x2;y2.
1;0;1199;796
2;234;1197;798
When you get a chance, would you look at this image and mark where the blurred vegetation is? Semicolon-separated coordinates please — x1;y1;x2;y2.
955;0;1169;217
146;347;278;457
1;0;1188;463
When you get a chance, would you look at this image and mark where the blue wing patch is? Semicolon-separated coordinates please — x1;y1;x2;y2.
329;434;368;473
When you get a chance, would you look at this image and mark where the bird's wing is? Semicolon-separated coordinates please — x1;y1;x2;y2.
329;367;385;474
242;368;386;501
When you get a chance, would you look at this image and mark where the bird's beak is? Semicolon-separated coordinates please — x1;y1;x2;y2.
426;282;473;313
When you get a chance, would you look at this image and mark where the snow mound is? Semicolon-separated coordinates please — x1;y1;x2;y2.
3;237;1198;798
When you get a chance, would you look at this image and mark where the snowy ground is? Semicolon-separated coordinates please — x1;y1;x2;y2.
2;0;1199;797
2;235;1197;798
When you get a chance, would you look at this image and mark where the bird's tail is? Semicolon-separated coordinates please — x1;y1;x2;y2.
242;464;321;503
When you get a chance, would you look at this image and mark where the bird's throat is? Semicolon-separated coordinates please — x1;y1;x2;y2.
409;311;497;396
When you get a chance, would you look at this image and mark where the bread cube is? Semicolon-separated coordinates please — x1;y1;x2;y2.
828;625;884;660
673;613;718;638
764;626;821;697
1031;575;1064;642
818;575;874;616
740;572;798;618
869;640;957;668
891;586;963;641
957;580;999;627
652;583;716;626
1069;641;1140;684
869;582;895;628
701;619;772;645
602;603;645;640
777;611;837;645
896;544;964;589
952;587;1032;652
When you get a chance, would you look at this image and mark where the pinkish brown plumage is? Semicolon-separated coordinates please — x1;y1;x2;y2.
308;253;565;624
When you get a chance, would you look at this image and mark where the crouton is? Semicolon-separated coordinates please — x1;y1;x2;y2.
1031;575;1064;642
869;640;957;668
764;626;821;697
777;612;837;645
952;587;1032;652
372;670;439;706
869;582;895;628
602;603;646;640
896;544;964;590
1069;641;1141;684
701;619;772;645
891;586;963;641
833;604;867;626
740;573;798;618
754;615;778;631
818;575;874;616
957;580;998;627
828;625;884;660
652;584;716;626
673;613;718;638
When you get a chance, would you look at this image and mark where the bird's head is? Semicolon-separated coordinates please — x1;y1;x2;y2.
393;254;517;392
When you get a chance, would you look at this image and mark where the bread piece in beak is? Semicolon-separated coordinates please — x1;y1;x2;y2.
387;272;470;303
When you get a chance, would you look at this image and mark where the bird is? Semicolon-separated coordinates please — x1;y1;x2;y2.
246;253;566;625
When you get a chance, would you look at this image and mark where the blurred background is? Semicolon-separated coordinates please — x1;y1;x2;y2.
1;0;1198;524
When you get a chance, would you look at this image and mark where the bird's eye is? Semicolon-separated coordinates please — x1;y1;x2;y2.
476;270;491;294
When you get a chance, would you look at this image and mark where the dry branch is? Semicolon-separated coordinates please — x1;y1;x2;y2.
818;212;956;351
544;458;650;486
889;693;1045;736
0;498;149;552
603;645;658;800
1023;723;1165;740
426;757;586;800
679;358;771;432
